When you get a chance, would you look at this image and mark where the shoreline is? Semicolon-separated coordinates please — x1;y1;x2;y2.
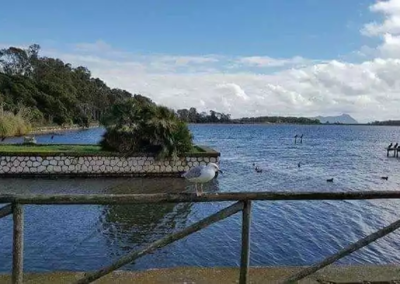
1;265;399;283
29;124;100;135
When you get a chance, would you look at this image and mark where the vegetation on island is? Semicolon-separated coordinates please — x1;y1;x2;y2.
100;95;193;158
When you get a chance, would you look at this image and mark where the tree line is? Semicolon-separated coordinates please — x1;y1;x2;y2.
176;108;320;125
0;44;131;127
369;120;400;126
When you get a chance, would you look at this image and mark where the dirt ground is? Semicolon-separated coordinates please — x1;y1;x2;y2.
1;265;400;284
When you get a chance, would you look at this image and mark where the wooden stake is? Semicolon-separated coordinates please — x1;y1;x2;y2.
12;203;24;284
239;200;252;284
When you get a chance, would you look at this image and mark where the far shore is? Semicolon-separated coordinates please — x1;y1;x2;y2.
1;265;399;283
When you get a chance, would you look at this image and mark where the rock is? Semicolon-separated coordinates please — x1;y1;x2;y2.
200;161;206;166
23;136;37;145
55;156;60;161
13;160;20;167
104;159;110;166
62;165;68;171
47;165;54;172
33;161;40;167
38;166;46;172
65;159;71;166
90;160;96;166
210;157;217;163
96;160;103;166
100;165;105;171
37;157;43;162
69;165;75;171
93;165;99;171
54;166;61;172
42;160;49;166
27;161;33;167
50;160;57;166
30;167;37;173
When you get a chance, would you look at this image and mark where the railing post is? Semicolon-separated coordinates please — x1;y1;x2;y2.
12;203;24;284
239;200;252;284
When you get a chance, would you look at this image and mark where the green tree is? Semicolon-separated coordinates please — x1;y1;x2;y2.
100;96;193;158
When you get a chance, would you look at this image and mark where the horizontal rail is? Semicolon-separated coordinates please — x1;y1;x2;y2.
2;191;400;204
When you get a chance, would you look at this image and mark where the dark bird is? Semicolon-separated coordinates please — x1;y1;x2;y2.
381;176;389;180
294;134;298;144
395;143;398;149
300;134;304;144
326;178;334;182
298;162;302;168
1;136;5;141
255;166;263;173
388;142;393;149
51;135;54;140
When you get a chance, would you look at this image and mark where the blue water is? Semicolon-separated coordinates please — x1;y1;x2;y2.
1;124;400;272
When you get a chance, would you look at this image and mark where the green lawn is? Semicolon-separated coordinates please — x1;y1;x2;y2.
0;144;206;155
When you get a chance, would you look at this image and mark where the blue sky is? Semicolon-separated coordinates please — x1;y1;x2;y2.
1;0;376;58
1;0;400;122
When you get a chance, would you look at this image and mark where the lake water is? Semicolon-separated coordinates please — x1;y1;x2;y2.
1;124;400;272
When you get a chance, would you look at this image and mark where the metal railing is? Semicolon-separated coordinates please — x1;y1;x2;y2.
2;191;400;284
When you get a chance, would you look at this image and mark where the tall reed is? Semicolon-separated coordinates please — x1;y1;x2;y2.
0;109;32;137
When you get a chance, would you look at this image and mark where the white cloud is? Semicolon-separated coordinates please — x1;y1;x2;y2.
4;0;400;123
237;56;318;68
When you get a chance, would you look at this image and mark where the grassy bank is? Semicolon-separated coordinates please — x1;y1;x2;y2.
0;144;206;156
0;266;399;283
0;112;31;137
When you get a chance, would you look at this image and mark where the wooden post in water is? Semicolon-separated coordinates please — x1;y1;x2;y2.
12;203;24;284
239;200;252;284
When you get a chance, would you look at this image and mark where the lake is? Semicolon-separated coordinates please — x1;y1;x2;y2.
1;124;400;272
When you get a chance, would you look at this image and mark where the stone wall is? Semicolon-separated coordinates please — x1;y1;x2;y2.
0;154;220;177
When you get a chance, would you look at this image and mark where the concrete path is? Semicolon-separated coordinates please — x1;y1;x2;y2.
1;266;400;284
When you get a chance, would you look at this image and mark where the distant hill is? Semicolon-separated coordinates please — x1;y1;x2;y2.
313;114;358;124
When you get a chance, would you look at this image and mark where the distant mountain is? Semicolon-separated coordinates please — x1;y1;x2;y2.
313;114;358;124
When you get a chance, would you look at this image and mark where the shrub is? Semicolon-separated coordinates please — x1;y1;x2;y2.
100;96;193;158
0;110;32;137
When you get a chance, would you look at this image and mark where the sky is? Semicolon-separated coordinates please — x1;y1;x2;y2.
1;0;400;122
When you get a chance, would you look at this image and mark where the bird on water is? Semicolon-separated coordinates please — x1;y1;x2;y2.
182;163;223;196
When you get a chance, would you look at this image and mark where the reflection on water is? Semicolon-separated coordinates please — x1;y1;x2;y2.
101;203;193;253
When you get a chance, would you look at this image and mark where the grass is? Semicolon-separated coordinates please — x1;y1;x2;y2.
0;144;207;156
